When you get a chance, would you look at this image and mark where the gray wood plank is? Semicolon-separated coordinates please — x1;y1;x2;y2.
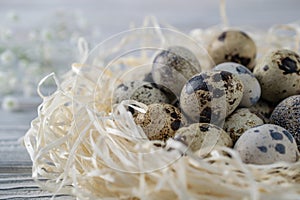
0;173;74;199
0;126;32;166
0;109;74;199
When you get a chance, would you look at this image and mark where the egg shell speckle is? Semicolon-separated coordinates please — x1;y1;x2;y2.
270;95;300;150
180;70;244;126
134;103;186;141
234;124;299;164
113;80;177;105
224;108;264;143
253;49;300;103
207;30;257;70
214;62;261;107
152;46;201;96
174;123;232;152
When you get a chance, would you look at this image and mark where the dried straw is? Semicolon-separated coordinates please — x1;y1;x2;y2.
24;8;300;200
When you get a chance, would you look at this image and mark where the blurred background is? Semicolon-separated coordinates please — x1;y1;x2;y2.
1;0;300;32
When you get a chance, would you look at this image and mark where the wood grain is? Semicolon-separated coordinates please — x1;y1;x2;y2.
0;119;74;199
0;173;74;200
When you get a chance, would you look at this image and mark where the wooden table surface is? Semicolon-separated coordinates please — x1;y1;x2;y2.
0;109;77;199
0;0;300;199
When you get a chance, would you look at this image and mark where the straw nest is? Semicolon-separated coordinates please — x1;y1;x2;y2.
24;16;300;200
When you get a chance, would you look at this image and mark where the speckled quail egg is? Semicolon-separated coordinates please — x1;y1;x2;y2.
270;95;300;150
113;80;177;105
253;49;300;103
224;108;264;143
174;123;232;152
234;124;299;164
214;62;261;107
207;30;257;70
134;103;186;141
180;71;244;126
249;99;275;123
113;80;142;104
152;46;201;96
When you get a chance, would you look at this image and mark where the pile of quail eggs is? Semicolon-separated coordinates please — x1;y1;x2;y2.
113;29;300;165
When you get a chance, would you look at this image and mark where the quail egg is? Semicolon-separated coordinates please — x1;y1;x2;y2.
152;46;201;96
174;123;232;152
134;103;186;141
270;95;300;150
214;62;261;107
249;99;275;123
253;49;300;103
113;80;142;104
224;108;264;143
113;80;177;105
207;30;257;70
234;124;299;164
180;71;244;126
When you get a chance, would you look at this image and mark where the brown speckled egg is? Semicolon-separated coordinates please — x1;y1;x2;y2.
207;30;257;70
234;124;299;164
174;123;232;152
134;103;186;141
253;49;300;103
113;80;177;105
152;46;201;96
224;108;264;143
213;62;261;107
270;95;300;150
180;71;244;126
